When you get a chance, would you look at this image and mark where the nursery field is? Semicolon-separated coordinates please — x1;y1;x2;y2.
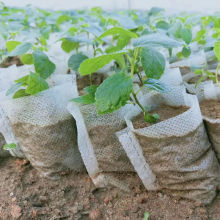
1;157;220;220
1;3;220;220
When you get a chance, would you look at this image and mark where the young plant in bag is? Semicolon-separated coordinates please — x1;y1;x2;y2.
72;27;181;123
194;40;220;87
5;42;56;98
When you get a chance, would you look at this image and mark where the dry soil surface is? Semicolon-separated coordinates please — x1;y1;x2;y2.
0;157;220;220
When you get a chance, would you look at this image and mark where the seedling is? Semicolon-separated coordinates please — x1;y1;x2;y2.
3;143;16;151
72;27;181;123
195;40;220;87
144;212;150;220
6;43;56;98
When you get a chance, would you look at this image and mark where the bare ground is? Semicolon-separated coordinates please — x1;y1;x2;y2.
0;157;220;220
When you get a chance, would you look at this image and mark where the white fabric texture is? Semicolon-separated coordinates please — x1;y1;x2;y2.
0;65;34;157
199;83;220;161
67;73;133;190
117;89;220;204
0;80;84;178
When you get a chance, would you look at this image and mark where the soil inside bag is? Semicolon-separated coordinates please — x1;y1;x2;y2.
0;83;84;179
132;105;189;129
186;73;220;84
180;66;191;75
200;99;220;161
77;73;107;95
118;92;220;204
77;73;133;172
0;56;23;68
200;99;220;119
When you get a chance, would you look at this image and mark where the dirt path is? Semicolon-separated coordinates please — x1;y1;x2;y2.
0;157;219;220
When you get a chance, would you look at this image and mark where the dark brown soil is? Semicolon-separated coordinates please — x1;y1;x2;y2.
132;104;189;129
88;124;133;172
1;157;220;220
187;73;220;84
10;118;79;179
0;56;23;68
77;73;106;95
200;99;220;119
179;66;191;75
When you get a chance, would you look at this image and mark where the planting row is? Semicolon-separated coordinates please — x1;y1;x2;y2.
0;5;220;205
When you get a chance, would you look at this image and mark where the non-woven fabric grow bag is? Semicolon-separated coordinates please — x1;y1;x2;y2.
198;82;220;162
170;50;206;75
0;65;34;157
183;70;220;102
184;80;212;102
0;73;75;158
0;106;24;158
0;133;9;158
67;74;134;190
117;90;220;204
0;81;85;179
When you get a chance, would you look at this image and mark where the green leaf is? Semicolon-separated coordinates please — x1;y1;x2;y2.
6;82;23;96
156;21;170;30
20;53;33;64
10;42;32;56
15;75;29;84
114;54;126;69
71;85;98;105
194;29;206;45
194;69;203;75
73;86;97;104
56;14;71;25
144;113;159;123
61;39;78;53
72;95;95;104
182;46;191;57
99;27;137;53
84;85;98;95
95;72;132;114
3;143;16;150
141;47;165;79
214;41;220;62
33;50;56;79
144;212;150;220
152;113;160;120
98;27;138;39
6;41;21;52
106;35;131;53
133;33;181;48
60;37;92;45
144;78;169;92
84;25;103;37
25;73;49;95
181;28;192;44
79;52;126;76
169;21;182;39
13;89;29;99
195;76;207;88
68;53;88;71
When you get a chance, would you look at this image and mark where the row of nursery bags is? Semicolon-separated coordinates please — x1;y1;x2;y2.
0;64;220;205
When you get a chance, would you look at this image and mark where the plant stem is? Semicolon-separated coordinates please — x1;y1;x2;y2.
132;91;148;114
137;72;144;85
216;63;220;88
130;47;139;79
89;74;92;85
135;85;144;95
125;54;132;66
93;44;96;57
87;32;89;53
